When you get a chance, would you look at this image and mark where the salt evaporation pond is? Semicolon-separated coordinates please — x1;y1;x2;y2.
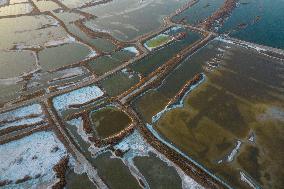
218;0;284;49
52;85;104;113
82;0;189;41
38;42;93;71
149;39;284;189
130;27;202;77
0;15;69;50
0;131;68;188
172;0;225;26
0;103;45;131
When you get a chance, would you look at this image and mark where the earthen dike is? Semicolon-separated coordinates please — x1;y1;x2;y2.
1;0;283;188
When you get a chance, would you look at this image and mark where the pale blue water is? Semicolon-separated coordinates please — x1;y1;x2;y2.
172;0;225;25
219;0;284;49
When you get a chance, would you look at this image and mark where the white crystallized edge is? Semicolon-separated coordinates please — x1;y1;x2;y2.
0;131;68;188
0;104;45;131
52;85;104;112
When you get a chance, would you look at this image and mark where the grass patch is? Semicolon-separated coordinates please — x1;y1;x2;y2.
145;34;171;49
